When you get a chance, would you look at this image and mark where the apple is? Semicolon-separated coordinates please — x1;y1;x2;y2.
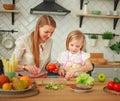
98;73;106;82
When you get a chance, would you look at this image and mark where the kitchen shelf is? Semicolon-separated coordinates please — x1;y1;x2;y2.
76;13;120;29
84;33;119;36
0;9;19;25
0;9;19;13
80;0;120;10
95;62;120;68
0;0;19;25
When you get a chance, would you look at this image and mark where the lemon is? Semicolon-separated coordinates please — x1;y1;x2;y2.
2;83;12;90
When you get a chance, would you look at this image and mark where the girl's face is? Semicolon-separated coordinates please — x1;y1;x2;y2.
68;39;84;54
39;25;55;42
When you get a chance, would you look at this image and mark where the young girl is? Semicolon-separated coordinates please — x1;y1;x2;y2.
57;30;93;80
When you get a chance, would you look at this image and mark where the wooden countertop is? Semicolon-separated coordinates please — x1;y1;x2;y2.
0;78;120;101
94;62;120;68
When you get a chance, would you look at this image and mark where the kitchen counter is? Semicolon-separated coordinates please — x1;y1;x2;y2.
94;62;120;68
0;78;120;101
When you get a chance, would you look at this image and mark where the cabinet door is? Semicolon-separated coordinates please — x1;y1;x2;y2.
92;68;120;80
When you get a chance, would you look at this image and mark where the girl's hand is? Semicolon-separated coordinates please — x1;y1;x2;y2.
65;72;71;80
24;65;39;75
65;70;76;80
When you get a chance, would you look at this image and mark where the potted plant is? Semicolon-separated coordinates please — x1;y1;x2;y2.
102;31;114;47
89;34;98;46
109;41;120;61
109;41;120;54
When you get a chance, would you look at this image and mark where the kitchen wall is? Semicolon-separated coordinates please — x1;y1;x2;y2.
0;0;120;62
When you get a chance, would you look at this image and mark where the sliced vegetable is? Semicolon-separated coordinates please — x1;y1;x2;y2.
45;84;63;90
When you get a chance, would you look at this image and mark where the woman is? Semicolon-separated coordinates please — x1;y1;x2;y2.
13;15;56;78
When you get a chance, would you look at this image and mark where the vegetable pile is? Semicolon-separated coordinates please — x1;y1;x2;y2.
107;77;120;92
76;73;94;86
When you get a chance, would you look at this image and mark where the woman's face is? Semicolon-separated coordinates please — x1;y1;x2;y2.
68;39;83;54
39;25;55;42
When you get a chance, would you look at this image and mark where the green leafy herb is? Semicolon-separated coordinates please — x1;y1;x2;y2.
76;73;94;86
102;31;114;39
89;34;98;39
109;41;120;54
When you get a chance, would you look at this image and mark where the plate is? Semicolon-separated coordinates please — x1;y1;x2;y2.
0;85;32;94
71;85;93;93
103;86;120;95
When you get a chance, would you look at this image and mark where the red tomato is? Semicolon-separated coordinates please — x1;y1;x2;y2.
47;63;57;72
107;81;115;90
113;83;120;92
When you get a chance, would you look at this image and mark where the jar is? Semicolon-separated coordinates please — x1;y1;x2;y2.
83;3;88;14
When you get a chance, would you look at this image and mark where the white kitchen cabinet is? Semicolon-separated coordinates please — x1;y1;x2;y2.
92;68;120;80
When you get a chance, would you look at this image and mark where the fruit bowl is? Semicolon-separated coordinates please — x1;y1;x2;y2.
0;85;32;94
0;81;36;94
3;4;15;10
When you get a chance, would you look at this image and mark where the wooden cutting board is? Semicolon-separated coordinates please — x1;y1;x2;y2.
34;78;76;86
90;53;107;65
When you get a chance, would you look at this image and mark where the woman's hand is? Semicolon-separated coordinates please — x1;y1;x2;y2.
24;65;39;75
58;68;66;77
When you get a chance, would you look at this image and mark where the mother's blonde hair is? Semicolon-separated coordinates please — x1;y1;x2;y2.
31;15;56;67
66;30;86;51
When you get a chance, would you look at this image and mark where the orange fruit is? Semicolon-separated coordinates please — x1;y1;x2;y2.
2;83;12;90
19;76;31;88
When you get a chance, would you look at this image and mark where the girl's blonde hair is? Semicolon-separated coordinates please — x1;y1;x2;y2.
66;30;86;51
31;15;56;67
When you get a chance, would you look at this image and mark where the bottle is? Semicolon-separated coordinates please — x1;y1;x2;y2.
83;3;88;14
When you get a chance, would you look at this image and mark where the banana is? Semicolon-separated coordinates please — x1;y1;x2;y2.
8;63;11;72
15;58;19;70
1;57;6;68
6;61;9;72
1;54;19;73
